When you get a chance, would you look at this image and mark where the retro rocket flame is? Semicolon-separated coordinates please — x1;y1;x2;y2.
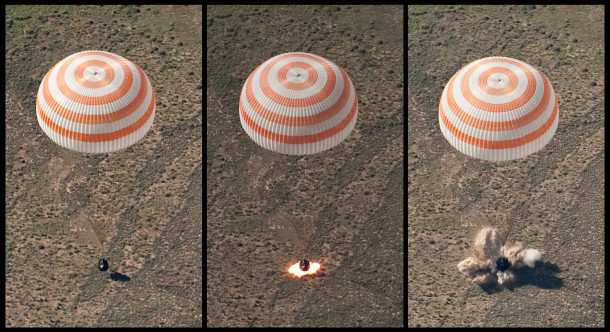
288;261;321;277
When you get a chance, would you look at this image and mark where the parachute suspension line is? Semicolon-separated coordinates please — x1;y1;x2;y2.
87;217;105;248
289;217;307;248
504;217;517;247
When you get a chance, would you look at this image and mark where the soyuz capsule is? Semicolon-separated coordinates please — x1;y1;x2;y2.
289;260;321;277
495;256;511;271
98;259;109;271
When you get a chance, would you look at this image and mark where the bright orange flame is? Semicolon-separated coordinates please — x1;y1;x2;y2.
288;261;321;277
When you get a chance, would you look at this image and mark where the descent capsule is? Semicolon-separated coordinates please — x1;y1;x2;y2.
299;259;310;272
97;259;109;271
495;256;511;271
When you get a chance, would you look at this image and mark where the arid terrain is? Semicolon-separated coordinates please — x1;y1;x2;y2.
207;5;403;327
408;5;604;327
5;5;202;327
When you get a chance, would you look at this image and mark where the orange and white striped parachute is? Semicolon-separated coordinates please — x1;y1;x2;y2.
36;51;155;153
439;56;558;161
239;52;357;155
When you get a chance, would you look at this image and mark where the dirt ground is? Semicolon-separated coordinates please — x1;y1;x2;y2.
207;5;403;327
5;5;202;327
408;5;604;327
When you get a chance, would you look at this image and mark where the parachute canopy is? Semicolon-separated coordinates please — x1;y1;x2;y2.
36;50;155;153
439;56;558;161
239;52;358;155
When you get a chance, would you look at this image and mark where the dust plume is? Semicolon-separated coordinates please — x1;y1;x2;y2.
458;227;541;285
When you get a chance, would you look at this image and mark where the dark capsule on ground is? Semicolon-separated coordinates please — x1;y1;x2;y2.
495;256;511;271
98;259;109;271
299;259;310;272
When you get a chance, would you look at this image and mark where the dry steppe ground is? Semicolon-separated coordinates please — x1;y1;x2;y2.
408;5;603;327
6;5;202;327
208;5;403;327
